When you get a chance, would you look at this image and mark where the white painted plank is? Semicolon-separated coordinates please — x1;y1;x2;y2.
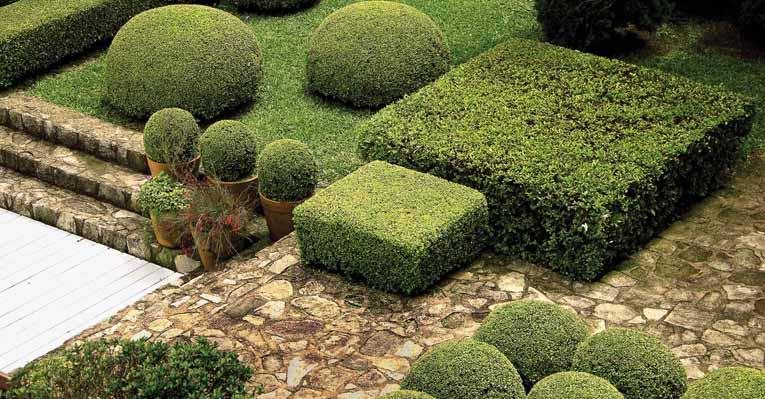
0;231;84;280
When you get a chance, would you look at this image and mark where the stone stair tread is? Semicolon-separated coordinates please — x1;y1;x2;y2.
0;93;147;173
0;166;179;270
0;125;146;213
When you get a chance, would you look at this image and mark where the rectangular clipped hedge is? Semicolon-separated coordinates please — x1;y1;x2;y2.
293;161;489;295
358;39;756;281
0;0;205;88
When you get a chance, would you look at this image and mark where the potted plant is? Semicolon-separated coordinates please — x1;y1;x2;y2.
199;120;259;204
257;139;318;241
143;108;202;180
182;183;252;272
136;172;189;248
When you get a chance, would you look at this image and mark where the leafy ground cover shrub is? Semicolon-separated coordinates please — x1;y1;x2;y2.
257;139;318;202
573;328;687;399
401;339;525;399
307;1;451;108
105;4;261;119
143;108;201;164
136;172;189;214
681;367;765;399
200;120;259;182
1;338;252;399
379;391;436;399
535;0;671;53
0;0;203;88
528;371;624;399
475;300;588;388
358;38;755;281
294;161;487;294
230;0;318;11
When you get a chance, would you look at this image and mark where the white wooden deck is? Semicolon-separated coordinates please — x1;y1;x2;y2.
0;209;181;374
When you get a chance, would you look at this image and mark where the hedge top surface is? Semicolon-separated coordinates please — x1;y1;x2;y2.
306;0;451;108
0;0;103;37
378;390;436;399
528;372;624;399
401;339;526;399
475;299;589;387
682;367;765;399
573;328;687;399
296;161;487;250
359;38;753;211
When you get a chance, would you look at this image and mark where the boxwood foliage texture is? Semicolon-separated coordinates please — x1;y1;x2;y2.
681;367;765;399
0;0;205;88
474;300;589;388
573;328;687;399
199;120;259;182
358;38;755;281
400;339;526;399
293;161;488;295
1;337;252;399
143;108;201;164
528;372;625;399
104;4;261;119
257;139;318;202
230;0;319;11
378;391;436;399
306;1;451;108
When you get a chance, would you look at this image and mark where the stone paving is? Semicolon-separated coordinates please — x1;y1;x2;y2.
68;152;765;398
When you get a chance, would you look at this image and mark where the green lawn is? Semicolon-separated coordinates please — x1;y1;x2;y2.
24;3;765;183
25;0;540;183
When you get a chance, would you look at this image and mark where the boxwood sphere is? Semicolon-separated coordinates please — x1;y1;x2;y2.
475;300;589;387
307;1;451;108
528;372;624;399
105;5;262;119
682;367;765;399
144;108;201;164
573;328;687;399
379;390;436;399
257;139;318;202
199;120;258;182
401;339;525;399
230;0;319;11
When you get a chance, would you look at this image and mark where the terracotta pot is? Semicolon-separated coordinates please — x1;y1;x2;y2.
206;175;259;209
0;372;10;390
147;155;201;180
191;230;229;272
150;211;182;249
260;192;306;242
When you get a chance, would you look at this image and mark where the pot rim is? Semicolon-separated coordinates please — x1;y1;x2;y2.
259;191;309;206
147;153;201;167
206;174;258;186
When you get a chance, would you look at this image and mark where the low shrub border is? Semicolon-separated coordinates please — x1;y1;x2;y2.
293;161;488;295
358;38;755;280
0;0;205;88
681;367;765;399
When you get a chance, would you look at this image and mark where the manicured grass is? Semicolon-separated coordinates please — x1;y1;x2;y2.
25;0;540;182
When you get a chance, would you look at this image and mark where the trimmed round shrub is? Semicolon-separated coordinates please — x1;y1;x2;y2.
143;108;201;164
307;1;451;108
200;120;258;182
573;328;687;399
528;372;624;399
535;0;672;53
401;339;526;399
379;390;436;399
682;367;765;399
739;0;765;44
230;0;319;11
475;299;589;388
105;5;262;119
257;139;318;202
3;337;251;399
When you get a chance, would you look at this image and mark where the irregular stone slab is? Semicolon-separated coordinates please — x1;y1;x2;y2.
665;304;715;330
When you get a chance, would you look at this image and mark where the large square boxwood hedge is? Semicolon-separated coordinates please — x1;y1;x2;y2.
358;38;755;281
293;161;488;295
0;0;205;88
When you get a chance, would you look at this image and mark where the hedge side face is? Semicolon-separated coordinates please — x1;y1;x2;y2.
293;161;488;295
358;39;755;281
0;0;206;88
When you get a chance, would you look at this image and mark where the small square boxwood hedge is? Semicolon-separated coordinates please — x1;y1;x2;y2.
293;161;488;295
358;38;755;281
0;0;205;88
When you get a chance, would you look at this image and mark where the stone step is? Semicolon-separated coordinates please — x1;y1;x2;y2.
0;93;148;174
0;125;145;213
0;166;183;271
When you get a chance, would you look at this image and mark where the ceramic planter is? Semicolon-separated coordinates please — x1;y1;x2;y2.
191;230;230;272
149;210;182;248
260;192;306;242
147;155;201;180
206;174;260;211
